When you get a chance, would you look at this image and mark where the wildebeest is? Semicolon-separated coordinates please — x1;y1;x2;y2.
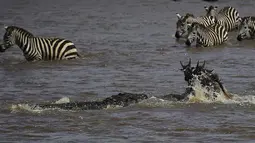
32;60;232;110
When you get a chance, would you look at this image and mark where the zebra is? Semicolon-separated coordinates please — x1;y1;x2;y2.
175;13;216;39
237;16;255;41
204;5;241;31
185;22;228;47
0;26;80;61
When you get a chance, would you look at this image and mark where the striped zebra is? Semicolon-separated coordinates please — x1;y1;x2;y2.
175;13;216;39
237;16;255;41
185;22;228;47
204;6;241;31
0;26;80;61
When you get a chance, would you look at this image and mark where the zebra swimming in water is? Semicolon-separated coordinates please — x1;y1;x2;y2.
175;13;216;39
185;22;228;47
204;6;241;31
237;16;255;41
0;26;80;61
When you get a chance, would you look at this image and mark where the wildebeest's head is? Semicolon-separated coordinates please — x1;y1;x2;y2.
180;59;232;100
180;59;211;85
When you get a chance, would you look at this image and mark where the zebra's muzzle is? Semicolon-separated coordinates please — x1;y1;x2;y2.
0;44;6;52
237;35;243;41
185;40;191;46
175;31;182;39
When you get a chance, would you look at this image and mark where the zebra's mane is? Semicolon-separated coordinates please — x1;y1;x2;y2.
182;13;195;22
191;22;216;38
218;6;235;16
6;26;34;37
191;22;208;31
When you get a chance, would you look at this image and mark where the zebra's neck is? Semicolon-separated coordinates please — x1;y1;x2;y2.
15;34;30;49
11;27;34;49
11;29;39;60
196;27;212;47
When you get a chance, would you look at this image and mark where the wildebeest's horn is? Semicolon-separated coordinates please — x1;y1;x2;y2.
180;61;184;69
202;61;206;68
196;60;200;68
188;58;191;66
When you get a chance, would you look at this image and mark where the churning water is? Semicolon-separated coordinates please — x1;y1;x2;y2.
0;0;255;142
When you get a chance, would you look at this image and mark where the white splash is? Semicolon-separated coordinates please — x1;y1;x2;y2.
138;96;175;108
11;97;71;113
55;97;70;104
187;78;255;104
11;103;44;113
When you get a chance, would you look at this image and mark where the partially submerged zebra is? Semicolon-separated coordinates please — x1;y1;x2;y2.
0;26;80;61
204;5;241;31
237;16;255;41
175;13;216;39
185;22;228;47
32;60;232;110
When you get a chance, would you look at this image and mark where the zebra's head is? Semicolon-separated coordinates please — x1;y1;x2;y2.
175;13;194;39
204;5;218;17
237;17;255;41
0;26;15;52
1;26;34;52
185;23;199;46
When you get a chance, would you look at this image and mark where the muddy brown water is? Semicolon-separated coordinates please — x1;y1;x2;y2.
0;0;254;142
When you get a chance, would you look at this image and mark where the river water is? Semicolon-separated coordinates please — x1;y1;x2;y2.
0;0;254;142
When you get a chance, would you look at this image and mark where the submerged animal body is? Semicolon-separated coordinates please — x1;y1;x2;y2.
0;26;80;61
34;93;148;110
33;60;232;110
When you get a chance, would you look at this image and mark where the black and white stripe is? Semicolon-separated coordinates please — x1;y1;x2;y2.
204;6;241;31
237;16;255;41
1;26;80;61
175;13;216;39
185;23;228;47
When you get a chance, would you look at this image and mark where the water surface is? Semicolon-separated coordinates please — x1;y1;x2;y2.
0;0;254;142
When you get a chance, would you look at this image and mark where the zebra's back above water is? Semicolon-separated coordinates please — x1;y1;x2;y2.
204;6;241;31
185;23;228;47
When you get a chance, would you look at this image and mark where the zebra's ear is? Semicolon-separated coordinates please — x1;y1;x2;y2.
176;13;182;20
4;25;8;30
248;16;252;22
204;6;208;11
